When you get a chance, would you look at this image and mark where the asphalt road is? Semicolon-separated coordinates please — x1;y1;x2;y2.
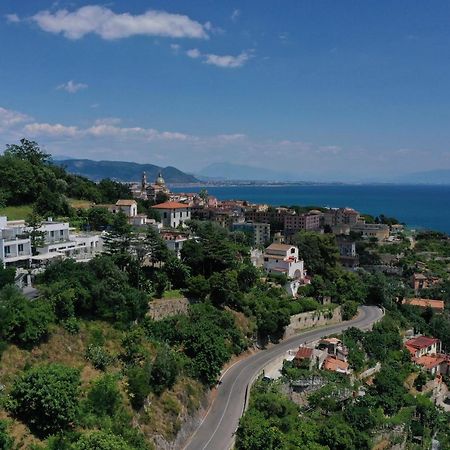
183;305;384;450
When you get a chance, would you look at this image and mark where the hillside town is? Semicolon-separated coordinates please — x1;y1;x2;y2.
1;146;450;450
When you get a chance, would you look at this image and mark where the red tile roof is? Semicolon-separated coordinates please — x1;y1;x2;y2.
406;336;440;350
415;355;447;370
323;356;349;372
152;201;189;209
403;298;444;311
295;347;313;360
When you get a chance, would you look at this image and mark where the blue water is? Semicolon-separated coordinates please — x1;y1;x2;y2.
172;185;450;234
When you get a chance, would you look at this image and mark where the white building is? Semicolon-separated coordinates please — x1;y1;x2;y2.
111;199;138;217
151;201;191;229
263;243;309;296
160;231;190;259
263;243;306;279
0;217;32;268
35;219;102;263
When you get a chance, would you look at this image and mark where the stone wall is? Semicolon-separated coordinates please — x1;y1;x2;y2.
284;306;342;339
147;297;190;321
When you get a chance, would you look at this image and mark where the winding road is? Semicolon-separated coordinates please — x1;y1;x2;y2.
183;305;383;450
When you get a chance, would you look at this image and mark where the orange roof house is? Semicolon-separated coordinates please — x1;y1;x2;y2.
402;298;444;312
151;201;189;209
405;336;441;359
323;356;350;374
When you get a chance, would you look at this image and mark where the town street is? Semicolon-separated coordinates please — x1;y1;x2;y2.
183;305;384;450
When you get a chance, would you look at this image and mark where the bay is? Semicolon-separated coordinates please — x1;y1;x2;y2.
172;184;450;234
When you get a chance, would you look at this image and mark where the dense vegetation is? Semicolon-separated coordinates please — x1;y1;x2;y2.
237;313;450;450
1;139;450;449
0;139;132;217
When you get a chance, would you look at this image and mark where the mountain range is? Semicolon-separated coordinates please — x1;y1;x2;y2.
56;159;198;183
197;162;300;182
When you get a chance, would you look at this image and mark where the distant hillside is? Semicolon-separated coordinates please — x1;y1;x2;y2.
198;162;300;182
57;159;198;183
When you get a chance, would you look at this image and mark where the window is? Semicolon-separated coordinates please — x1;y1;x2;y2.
164;212;167;219
18;244;24;252
51;231;55;238
60;230;64;236
4;245;10;255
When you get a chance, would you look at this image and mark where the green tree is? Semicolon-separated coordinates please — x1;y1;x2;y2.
164;257;190;289
209;270;241;308
237;264;259;293
183;321;231;385
72;431;133;450
144;226;169;266
0;420;13;450
25;212;45;255
0;266;15;289
0;285;54;347
5;138;50;165
236;411;285;450
8;363;80;437
150;345;179;394
126;362;152;410
87;207;114;230
292;231;340;277
103;211;133;260
341;300;358;320
34;186;71;218
319;416;357;450
86;374;121;417
183;274;210;301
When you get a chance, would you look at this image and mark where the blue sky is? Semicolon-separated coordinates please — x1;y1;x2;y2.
1;1;450;181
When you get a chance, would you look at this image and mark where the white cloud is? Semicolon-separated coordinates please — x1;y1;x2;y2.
170;43;181;53
187;48;252;68
231;9;241;22
5;13;20;23
56;80;88;93
0;107;31;130
24;122;79;137
204;51;251;68
32;5;209;40
186;48;201;59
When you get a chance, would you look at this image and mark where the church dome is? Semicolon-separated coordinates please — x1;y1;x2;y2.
155;171;165;186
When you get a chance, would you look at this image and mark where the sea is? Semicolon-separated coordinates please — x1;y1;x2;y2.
171;184;450;234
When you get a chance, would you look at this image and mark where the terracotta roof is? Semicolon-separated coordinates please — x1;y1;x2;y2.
406;336;440;350
413;273;427;280
403;298;444;311
266;243;294;251
152;201;190;209
295;347;313;360
116;199;137;206
323;356;349;372
320;338;341;345
415;355;447;370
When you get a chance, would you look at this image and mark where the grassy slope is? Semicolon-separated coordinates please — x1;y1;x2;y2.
0;320;205;449
0;205;33;220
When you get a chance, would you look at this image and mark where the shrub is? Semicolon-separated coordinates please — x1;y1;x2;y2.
126;363;152;410
342;301;358;321
62;317;80;334
0;420;13;450
71;431;133;450
8;363;80;437
150;346;179;395
86;374;121;417
0;285;54;348
85;345;114;371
